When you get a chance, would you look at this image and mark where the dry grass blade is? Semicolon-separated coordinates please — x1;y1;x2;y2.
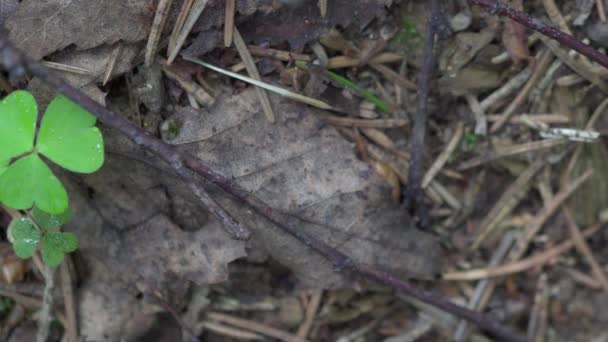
247;46;312;62
563;208;608;292
458;138;567;170
471;159;545;250
540;35;608;93
326;53;403;69
224;0;236;47
318;0;327;17
202;321;264;340
563;268;602;289
169;0;194;54
233;27;275;122
490;49;553;132
296;291;323;340
207;312;308;342
41;61;91;75
479;67;530;111
318;113;408;128
542;0;593;68
162;64;215;107
465;94;487;135
167;0;208;64
443;224;601;281
508;169;593;261
0;286;68;328
183;56;335;110
423;122;464;188
486;114;570;125
429;180;462;210
103;44;122;85
542;0;574;34
371;63;418;91
597;0;607;22
527;273;549;341
145;0;173;66
453;232;516;341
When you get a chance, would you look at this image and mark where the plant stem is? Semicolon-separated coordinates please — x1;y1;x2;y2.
37;265;55;342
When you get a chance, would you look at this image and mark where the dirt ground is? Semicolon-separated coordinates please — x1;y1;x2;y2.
1;0;608;341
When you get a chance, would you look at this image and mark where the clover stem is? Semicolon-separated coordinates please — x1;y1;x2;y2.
36;265;55;342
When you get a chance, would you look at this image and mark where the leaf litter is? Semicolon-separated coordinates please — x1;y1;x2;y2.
4;0;608;340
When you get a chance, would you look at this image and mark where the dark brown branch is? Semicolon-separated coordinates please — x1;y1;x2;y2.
0;30;526;342
405;0;442;227
470;0;608;69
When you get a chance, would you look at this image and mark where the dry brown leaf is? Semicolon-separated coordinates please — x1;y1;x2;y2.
164;88;441;287
6;0;152;60
34;81;439;338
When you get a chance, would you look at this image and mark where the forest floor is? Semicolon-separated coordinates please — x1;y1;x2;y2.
1;0;608;341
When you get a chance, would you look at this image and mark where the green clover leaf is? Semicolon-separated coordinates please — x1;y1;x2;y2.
8;218;41;259
0;91;36;162
0;160;7;176
42;232;78;267
0;92;104;213
0;154;68;214
32;205;73;231
37;95;104;173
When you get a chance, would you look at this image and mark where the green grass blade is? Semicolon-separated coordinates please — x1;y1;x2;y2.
326;70;391;113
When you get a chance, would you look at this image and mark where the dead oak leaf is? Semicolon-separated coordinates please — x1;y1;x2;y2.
166;88;442;288
6;0;152;60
